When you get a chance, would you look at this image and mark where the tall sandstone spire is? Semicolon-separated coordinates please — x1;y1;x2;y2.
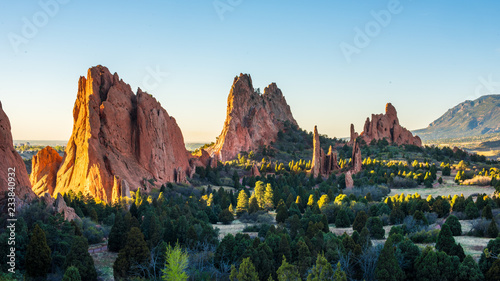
40;65;192;202
0;102;35;206
208;74;297;162
311;126;322;177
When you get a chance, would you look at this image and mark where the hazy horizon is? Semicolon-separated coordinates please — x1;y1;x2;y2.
2;1;499;142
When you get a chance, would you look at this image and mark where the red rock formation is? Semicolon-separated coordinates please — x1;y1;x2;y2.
52;66;191;202
208;74;297;162
311;127;340;177
345;171;354;189
191;149;217;168
352;140;362;173
0;101;35;205
348;124;359;145
311;126;322;177
251;164;261;177
323;146;339;174
30;146;62;196
351;103;422;147
40;193;79;221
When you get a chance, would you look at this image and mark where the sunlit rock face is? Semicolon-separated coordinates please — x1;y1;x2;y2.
52;65;191;202
208;73;297;162
0;101;35;206
30;146;62;196
351;103;422;147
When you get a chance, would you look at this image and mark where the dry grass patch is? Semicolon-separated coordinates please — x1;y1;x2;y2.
91;251;118;281
389;179;495;198
213;221;260;239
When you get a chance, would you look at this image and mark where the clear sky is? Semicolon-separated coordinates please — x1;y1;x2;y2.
1;0;499;143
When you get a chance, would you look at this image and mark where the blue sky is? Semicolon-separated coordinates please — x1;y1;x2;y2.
1;0;499;142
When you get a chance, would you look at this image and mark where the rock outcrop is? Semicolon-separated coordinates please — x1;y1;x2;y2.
208;74;297;162
351;103;422;147
324;146;339;174
48;65;191;202
310;126;341;177
30;146;62;196
0;101;35;205
251;164;261;177
351;140;362;174
311;126;322;177
40;193;79;221
345;171;354;189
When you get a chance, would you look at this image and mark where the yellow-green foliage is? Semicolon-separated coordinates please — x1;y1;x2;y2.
334;194;348;205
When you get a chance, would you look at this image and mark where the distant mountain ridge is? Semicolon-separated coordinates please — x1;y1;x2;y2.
414;95;500;140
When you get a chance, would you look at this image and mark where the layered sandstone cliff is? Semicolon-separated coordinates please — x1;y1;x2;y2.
350;103;422;147
39;65;193;202
0;102;35;205
208;74;297;162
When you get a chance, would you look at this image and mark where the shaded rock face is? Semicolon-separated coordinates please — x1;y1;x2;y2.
208;74;297;162
345;171;354;189
351;140;362;174
323;146;339;174
40;193;79;222
53;66;191;202
30;146;62;196
352;103;422;147
191;149;217;168
251;164;261;177
0;102;34;205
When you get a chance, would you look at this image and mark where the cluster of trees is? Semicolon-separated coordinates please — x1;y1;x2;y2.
0;200;97;280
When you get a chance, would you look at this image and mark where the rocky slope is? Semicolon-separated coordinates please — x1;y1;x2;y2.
350;103;422;147
414;95;500;140
33;66;193;203
208;74;297;162
0;102;35;205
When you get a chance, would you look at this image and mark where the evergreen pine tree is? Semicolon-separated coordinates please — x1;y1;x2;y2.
444;215;462;236
248;196;260;214
276;201;289;224
333;262;347;281
358;227;372;248
26;224;52;278
307;253;333;281
436;224;456;254
64;236;97;281
487;220;499;238
375;237;405;281
457;255;484;281
465;201;479;219
234;257;259;281
108;212;126;252
366;217;385;239
335;209;351;227
352;211;368;233
297;240;312;277
62;266;82;281
486;259;500;281
482;204;493;219
113;227;150;279
276;256;300;281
